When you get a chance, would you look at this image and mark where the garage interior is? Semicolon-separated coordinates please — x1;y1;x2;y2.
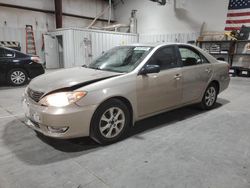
0;0;250;188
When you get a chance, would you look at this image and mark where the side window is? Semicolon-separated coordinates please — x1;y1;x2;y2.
4;49;14;58
179;47;209;66
201;54;209;64
0;48;5;58
148;46;178;70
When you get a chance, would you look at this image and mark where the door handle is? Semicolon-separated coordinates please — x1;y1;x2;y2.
174;74;182;80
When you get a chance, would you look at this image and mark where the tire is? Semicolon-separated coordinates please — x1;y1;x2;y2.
200;83;218;110
7;68;28;86
90;99;131;145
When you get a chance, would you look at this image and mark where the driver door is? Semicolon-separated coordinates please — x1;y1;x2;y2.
136;45;182;118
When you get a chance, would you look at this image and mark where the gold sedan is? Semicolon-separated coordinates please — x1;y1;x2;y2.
23;43;230;144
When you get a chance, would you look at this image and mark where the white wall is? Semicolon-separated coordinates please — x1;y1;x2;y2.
114;0;229;35
0;0;54;10
0;0;230;56
0;0;114;22
0;0;114;57
62;0;113;21
0;7;55;30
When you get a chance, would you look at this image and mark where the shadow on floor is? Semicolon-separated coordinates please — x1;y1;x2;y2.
2;98;229;165
130;98;229;138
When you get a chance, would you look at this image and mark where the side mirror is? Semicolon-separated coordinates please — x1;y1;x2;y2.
139;65;160;75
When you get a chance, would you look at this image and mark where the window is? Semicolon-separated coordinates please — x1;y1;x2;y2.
0;48;5;58
147;46;178;70
88;46;153;73
179;46;209;66
4;49;14;58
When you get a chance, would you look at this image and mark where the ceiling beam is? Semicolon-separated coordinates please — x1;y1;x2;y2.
0;3;115;23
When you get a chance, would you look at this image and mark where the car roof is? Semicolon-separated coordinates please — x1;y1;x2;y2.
125;43;194;48
0;46;31;56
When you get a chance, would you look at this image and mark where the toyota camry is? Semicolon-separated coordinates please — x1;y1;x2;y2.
23;43;230;144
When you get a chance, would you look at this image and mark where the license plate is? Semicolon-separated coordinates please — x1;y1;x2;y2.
242;71;248;75
229;69;235;73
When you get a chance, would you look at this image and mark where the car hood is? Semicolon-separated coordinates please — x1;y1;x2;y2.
29;67;122;93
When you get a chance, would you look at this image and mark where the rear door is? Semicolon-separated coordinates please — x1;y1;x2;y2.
0;48;16;81
136;45;182;117
0;48;7;81
177;45;213;104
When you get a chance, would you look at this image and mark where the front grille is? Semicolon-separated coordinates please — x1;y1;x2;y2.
27;88;44;103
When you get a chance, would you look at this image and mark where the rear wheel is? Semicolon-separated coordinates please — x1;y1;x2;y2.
90;99;131;145
200;83;218;110
7;68;28;86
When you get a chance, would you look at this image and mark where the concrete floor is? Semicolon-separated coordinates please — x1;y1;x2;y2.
0;77;250;188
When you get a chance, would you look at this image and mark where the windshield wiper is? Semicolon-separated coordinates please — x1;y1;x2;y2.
85;66;101;70
84;66;124;73
83;65;100;70
101;68;125;73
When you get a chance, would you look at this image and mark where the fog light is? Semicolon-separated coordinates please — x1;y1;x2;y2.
47;126;69;133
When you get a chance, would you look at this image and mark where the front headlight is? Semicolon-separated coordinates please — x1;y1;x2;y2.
39;91;87;107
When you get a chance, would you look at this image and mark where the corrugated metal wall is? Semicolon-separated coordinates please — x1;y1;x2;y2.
1;26;199;69
139;32;199;43
47;28;138;68
73;29;138;66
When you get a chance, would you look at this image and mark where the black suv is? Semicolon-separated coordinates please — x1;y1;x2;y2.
0;46;45;86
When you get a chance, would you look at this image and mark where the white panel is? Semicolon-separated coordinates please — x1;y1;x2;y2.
64;30;75;68
88;28;138;62
139;32;199;44
44;35;59;69
46;28;138;68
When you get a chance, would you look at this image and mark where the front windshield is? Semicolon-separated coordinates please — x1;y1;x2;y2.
88;46;153;73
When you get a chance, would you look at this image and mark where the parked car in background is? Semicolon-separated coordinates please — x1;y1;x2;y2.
23;43;230;144
0;46;44;86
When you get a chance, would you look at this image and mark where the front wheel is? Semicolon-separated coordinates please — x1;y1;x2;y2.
7;68;28;86
200;83;218;110
90;99;131;145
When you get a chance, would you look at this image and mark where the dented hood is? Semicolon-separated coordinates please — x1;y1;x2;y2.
29;67;121;93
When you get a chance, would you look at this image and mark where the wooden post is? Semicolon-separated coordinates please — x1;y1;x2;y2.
54;0;62;28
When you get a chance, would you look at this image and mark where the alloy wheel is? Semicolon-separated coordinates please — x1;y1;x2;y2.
10;71;26;85
99;107;125;139
205;87;216;107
